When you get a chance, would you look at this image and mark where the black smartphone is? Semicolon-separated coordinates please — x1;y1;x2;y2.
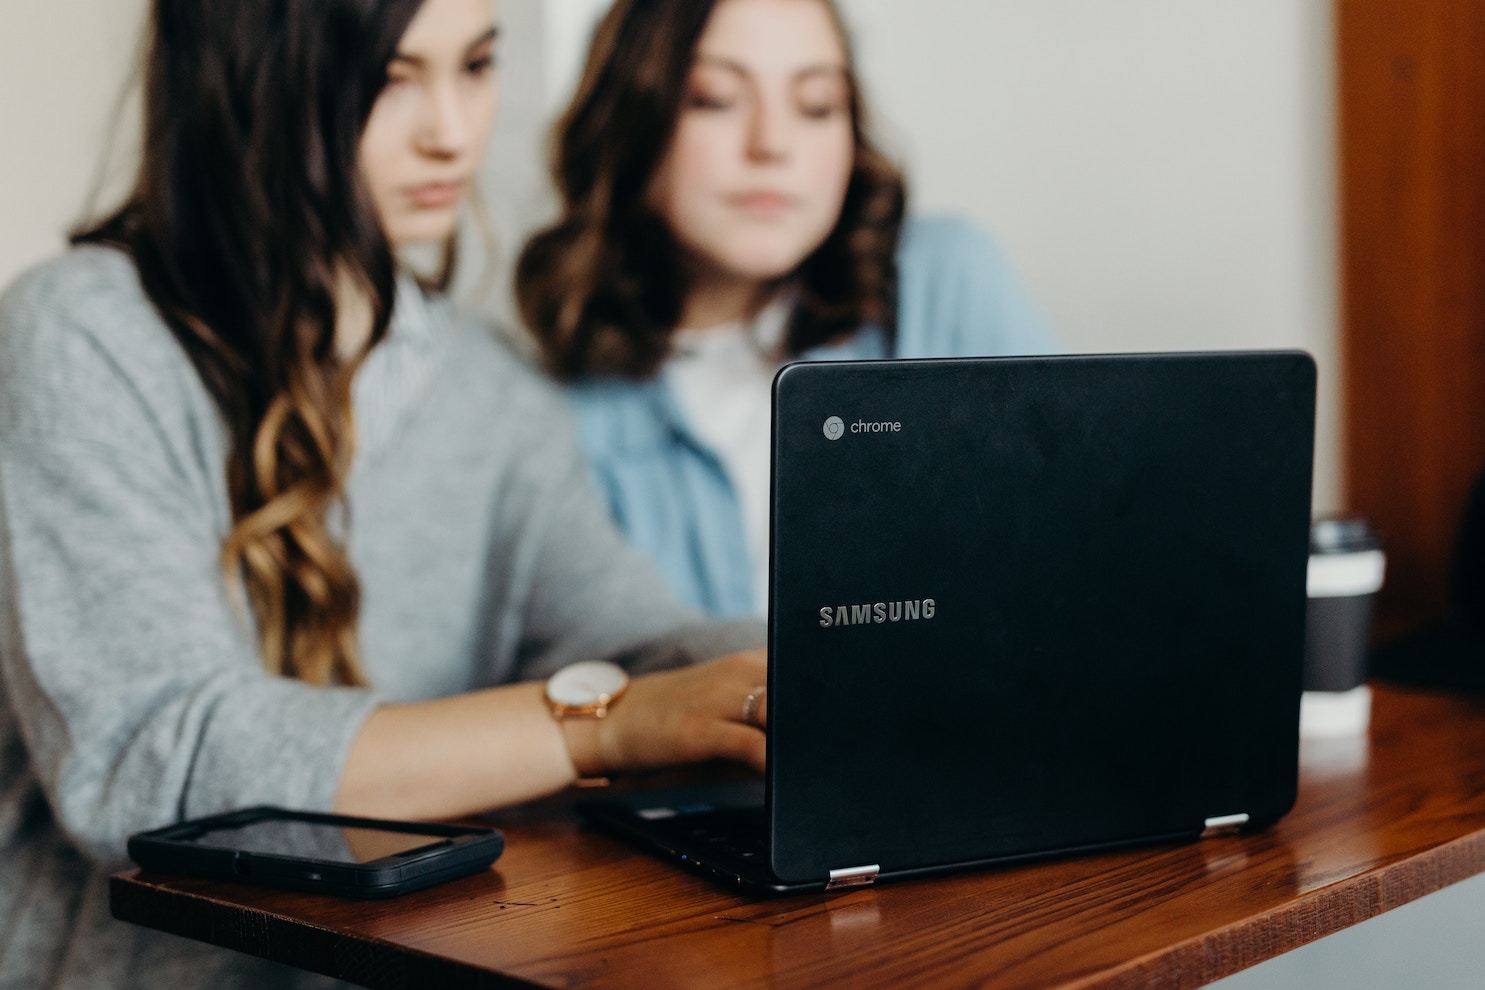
128;806;504;898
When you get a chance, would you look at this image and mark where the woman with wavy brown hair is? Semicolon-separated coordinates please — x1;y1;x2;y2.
0;1;772;985
518;0;1053;619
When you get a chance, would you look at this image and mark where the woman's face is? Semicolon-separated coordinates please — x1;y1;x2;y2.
650;0;856;287
359;0;500;247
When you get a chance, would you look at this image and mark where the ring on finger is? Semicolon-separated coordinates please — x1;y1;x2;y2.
741;685;767;727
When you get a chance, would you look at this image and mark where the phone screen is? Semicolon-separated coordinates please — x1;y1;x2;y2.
185;817;450;863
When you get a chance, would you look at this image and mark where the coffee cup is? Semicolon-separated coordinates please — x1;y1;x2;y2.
1300;518;1385;737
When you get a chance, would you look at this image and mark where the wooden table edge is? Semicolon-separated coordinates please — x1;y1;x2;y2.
108;873;540;989
1075;828;1485;989
112;825;1485;990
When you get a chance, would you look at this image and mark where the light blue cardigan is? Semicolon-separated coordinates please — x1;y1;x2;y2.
567;215;1055;617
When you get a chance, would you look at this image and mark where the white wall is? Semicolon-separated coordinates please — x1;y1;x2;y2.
842;0;1341;512
0;0;147;288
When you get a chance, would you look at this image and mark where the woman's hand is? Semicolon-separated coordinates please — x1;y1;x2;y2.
338;651;770;821
562;649;769;777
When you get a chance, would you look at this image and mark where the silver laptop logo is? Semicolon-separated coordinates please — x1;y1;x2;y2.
823;416;845;440
819;599;936;627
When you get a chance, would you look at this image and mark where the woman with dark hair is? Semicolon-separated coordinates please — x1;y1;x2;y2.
518;0;1053;618
0;1;770;985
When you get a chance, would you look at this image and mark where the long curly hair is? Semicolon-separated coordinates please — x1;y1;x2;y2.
73;0;440;686
515;0;906;381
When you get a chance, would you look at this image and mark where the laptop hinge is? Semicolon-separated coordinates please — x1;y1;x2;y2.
826;864;880;890
1200;813;1250;838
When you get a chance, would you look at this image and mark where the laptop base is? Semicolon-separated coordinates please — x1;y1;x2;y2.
578;782;819;895
578;781;1251;899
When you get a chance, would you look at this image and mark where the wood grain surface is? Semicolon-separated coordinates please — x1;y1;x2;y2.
112;685;1485;989
1337;0;1485;637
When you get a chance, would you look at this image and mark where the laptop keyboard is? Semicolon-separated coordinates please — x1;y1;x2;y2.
651;807;768;866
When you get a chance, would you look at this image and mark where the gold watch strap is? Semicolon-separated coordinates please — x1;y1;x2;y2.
555;708;612;787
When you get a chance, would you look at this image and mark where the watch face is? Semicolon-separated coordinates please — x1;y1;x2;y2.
547;661;629;708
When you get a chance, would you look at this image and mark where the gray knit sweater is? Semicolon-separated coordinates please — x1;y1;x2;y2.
0;247;763;988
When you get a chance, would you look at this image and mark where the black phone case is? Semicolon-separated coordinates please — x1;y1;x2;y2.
128;806;504;898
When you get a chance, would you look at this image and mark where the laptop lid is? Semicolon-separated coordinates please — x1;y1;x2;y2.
766;352;1315;885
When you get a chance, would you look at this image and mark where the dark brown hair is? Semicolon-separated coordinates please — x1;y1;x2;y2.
515;0;906;380
74;0;438;686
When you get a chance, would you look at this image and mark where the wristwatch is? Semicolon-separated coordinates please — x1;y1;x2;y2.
545;661;629;785
544;660;630;718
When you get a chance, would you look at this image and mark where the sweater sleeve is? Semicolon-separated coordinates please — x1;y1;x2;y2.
0;276;380;868
501;383;766;683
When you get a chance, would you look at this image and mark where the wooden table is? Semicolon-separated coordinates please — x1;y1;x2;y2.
111;684;1485;989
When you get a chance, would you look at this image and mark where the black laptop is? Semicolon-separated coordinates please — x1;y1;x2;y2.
580;352;1317;895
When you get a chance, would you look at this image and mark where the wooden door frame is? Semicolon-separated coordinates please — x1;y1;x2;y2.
1336;0;1485;638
